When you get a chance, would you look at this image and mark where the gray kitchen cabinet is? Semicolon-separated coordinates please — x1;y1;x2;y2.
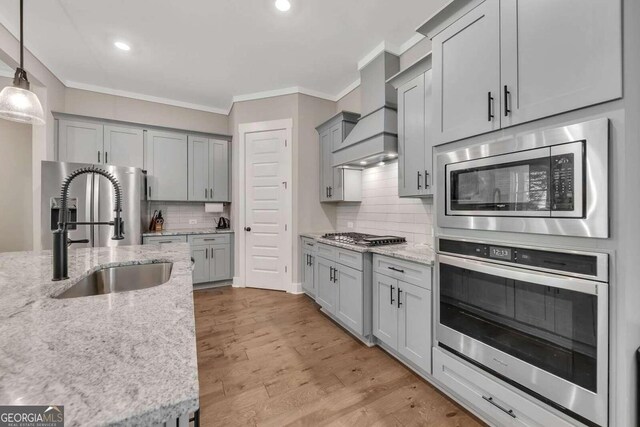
373;273;399;349
389;54;434;198
428;0;621;144
302;251;316;296
188;136;230;202
58;119;144;169
188;234;233;285
317;112;361;203
103;125;144;169
335;264;364;335
397;281;431;371
500;0;621;127
372;254;432;374
209;244;231;282
191;246;209;284
58;119;104;164
144;130;188;201
316;256;336;312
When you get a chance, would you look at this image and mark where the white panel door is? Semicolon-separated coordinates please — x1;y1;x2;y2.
58;119;103;164
432;0;501;144
245;129;287;291
103;125;144;169
500;0;622;127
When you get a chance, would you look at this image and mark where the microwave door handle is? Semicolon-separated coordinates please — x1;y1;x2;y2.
437;254;600;295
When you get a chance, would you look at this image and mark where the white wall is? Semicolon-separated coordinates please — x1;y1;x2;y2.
336;161;433;244
0;78;33;252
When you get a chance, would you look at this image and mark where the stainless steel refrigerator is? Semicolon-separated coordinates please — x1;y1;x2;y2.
41;160;145;250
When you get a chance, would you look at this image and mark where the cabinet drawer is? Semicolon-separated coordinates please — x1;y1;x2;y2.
433;348;575;427
335;247;363;271
143;235;187;245
301;237;317;251
317;243;337;260
188;234;231;246
373;255;431;289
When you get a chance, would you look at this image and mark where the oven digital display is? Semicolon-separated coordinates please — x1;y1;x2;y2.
489;246;512;261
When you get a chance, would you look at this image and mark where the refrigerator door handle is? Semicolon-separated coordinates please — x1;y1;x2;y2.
93;172;100;247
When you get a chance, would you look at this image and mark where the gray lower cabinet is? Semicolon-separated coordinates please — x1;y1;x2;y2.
143;233;232;285
373;254;432;374
188;136;230;202
314;243;371;338
302;251;316;296
144;130;188;201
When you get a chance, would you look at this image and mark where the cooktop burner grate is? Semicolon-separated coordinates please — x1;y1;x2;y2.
321;232;406;247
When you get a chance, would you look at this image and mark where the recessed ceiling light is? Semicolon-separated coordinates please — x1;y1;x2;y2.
378;161;385;166
388;153;397;158
114;41;131;51
275;0;291;12
359;161;367;165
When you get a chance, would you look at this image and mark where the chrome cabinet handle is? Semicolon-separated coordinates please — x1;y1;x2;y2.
388;266;405;273
397;288;402;307
488;92;494;121
390;285;395;305
417;171;422;190
504;85;511;117
482;396;516;418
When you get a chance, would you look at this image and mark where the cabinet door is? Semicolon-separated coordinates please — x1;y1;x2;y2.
103;125;144;169
210;139;230;202
373;274;398;349
188;135;210;201
315;257;336;313
329;124;344;201
423;68;434;195
398;73;426;197
335;264;363;334
319;130;333;202
500;0;621;127
432;0;501;144
144;130;188;201
210;244;231;282
58;119;104;164
397;281;432;373
191;246;210;284
301;252;315;295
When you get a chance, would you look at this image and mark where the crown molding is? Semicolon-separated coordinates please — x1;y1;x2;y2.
231;85;339;105
65;80;230;115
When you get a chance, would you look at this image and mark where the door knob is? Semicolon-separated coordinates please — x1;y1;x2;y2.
244;226;252;232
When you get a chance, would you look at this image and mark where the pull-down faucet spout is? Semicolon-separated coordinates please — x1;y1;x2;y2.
52;166;125;281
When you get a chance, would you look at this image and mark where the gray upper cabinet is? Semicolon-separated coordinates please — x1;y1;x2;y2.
103;125;144;169
432;0;501;145
390;55;434;198
188;136;230;202
58;119;144;169
500;0;622;127
317;112;361;203
428;0;622;144
144;130;188;201
58;119;104;164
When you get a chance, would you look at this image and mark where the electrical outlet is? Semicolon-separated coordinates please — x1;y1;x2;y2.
347;222;354;229
189;219;198;225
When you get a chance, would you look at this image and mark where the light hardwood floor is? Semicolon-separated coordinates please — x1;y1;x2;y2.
194;286;484;426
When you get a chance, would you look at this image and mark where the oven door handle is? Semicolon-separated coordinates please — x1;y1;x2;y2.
437;254;602;295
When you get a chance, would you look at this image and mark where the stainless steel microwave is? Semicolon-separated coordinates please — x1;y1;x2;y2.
436;118;609;238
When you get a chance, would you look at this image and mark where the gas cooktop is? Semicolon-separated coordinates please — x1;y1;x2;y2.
321;232;407;247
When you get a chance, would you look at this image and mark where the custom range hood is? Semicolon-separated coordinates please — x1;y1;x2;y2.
333;52;400;167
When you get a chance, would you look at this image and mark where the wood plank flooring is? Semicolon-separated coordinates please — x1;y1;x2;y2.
194;287;484;427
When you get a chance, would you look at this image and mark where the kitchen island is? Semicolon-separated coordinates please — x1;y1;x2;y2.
0;243;198;426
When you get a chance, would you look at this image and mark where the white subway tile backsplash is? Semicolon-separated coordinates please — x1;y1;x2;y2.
145;202;230;231
336;161;434;244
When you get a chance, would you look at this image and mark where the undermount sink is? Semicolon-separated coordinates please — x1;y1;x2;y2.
56;262;173;299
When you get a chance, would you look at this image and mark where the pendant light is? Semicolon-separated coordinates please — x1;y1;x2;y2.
0;0;45;125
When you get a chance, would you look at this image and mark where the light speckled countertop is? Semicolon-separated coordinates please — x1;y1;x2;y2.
142;228;234;237
0;244;198;426
300;232;434;265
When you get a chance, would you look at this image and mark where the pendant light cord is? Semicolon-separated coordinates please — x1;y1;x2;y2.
19;0;23;69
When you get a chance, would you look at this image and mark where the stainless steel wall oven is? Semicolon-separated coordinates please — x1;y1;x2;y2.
436;118;609;238
436;237;609;426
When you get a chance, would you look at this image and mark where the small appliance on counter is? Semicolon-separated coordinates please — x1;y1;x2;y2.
149;210;164;231
216;217;230;230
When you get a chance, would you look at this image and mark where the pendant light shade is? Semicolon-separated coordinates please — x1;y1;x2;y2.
0;0;45;125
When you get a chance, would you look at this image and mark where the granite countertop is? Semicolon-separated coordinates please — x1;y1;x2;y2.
142;228;234;237
0;244;199;426
300;232;435;265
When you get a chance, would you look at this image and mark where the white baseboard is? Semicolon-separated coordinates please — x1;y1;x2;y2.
232;276;244;288
289;282;303;294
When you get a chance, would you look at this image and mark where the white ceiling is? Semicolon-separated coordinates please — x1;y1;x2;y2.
0;0;445;113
